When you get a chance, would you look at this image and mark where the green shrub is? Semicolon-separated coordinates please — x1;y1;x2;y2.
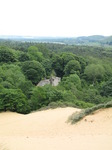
69;100;112;124
22;60;45;84
105;101;112;108
48;102;59;108
68;110;85;124
30;86;47;110
0;89;31;114
100;78;112;97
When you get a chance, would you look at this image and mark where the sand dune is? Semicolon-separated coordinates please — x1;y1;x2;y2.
0;107;112;150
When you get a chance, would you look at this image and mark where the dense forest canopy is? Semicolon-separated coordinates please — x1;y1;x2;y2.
0;39;112;114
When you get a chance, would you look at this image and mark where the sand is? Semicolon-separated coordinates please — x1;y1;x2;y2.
0;107;112;150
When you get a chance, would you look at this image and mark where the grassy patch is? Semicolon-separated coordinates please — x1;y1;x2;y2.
38;100;94;111
38;101;76;111
68;100;112;124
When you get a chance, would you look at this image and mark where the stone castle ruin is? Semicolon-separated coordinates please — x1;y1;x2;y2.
37;77;61;87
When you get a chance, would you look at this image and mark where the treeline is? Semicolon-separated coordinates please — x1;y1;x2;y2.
0;41;112;114
1;35;112;45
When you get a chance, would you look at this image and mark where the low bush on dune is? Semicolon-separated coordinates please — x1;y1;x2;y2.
105;100;112;108
68;100;112;124
38;101;76;111
48;100;93;109
38;100;94;111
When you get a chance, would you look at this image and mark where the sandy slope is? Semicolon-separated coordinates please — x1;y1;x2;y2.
0;107;112;150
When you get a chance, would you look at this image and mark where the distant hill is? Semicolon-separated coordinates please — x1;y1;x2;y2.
75;35;105;42
0;35;112;46
101;36;112;45
72;35;112;46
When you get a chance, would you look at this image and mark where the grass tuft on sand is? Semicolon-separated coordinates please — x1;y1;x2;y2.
68;100;112;124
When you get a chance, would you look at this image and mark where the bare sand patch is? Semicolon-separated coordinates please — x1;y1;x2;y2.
0;107;112;150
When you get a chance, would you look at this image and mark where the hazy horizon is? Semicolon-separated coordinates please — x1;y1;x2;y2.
0;34;110;38
0;0;112;37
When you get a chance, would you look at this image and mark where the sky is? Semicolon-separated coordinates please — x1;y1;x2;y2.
0;0;112;37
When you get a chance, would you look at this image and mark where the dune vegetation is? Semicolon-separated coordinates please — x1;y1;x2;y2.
68;100;112;124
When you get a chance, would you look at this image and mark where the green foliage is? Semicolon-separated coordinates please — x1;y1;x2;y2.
0;46;16;63
76;56;87;74
62;91;93;108
48;101;62;108
18;53;30;62
42;59;52;77
0;64;26;88
61;74;81;90
30;86;47;110
28;46;43;62
30;84;93;111
62;91;76;102
18;80;34;98
0;89;31;114
82;88;102;104
36;44;49;58
105;100;112;108
61;53;76;67
52;54;64;77
84;64;105;84
64;60;81;76
69;100;112;124
103;63;112;80
100;78;112;97
22;60;46;84
45;85;63;102
68;110;86;124
0;41;111;114
30;85;64;110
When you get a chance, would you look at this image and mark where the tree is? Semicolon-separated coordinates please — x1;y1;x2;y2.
0;89;30;114
100;78;112;97
103;63;112;80
28;46;43;62
76;56;87;74
61;53;75;67
64;60;81;76
0;46;16;63
22;60;46;84
36;44;49;58
18;53;30;62
0;64;26;88
18;80;34;98
52;54;64;77
30;87;47;110
84;64;105;84
42;59;52;77
61;74;81;90
44;85;63;103
30;85;63;110
82;88;102;104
